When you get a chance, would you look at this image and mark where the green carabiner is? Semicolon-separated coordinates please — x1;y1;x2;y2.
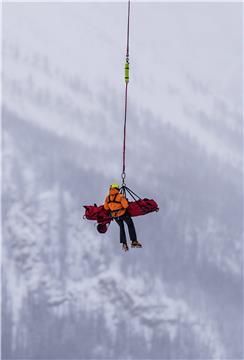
125;60;129;83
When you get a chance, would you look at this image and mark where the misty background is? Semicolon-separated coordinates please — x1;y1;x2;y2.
2;2;243;359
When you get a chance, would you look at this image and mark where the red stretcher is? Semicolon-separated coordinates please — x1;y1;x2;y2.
83;198;159;233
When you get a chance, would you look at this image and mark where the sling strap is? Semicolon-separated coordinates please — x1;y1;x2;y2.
107;193;121;204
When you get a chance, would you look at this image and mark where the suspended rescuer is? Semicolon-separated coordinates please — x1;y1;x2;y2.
104;183;142;252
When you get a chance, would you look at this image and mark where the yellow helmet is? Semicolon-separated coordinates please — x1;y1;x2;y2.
110;183;120;189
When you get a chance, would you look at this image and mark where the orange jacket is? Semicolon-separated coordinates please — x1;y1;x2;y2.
104;188;128;217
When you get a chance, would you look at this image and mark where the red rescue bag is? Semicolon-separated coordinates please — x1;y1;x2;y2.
127;199;159;217
83;205;112;224
83;205;112;234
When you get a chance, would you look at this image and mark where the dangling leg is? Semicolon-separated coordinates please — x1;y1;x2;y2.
115;217;129;251
123;212;142;248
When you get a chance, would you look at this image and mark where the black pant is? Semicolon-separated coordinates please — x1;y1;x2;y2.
114;212;137;244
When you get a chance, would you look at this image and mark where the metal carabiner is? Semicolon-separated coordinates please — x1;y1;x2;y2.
121;172;126;187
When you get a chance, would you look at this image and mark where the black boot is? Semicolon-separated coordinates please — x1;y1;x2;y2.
122;243;129;252
131;240;142;248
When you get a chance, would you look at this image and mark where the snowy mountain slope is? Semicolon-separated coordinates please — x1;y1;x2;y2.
2;116;227;359
2;106;242;359
2;2;243;360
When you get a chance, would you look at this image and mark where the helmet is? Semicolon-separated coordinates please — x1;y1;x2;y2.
110;183;120;189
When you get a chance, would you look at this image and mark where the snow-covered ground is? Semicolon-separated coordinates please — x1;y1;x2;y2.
2;2;243;359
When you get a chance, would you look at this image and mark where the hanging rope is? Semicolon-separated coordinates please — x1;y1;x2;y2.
121;0;131;187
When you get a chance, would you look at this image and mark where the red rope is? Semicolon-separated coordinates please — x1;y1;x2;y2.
123;82;128;175
126;0;130;58
122;0;130;182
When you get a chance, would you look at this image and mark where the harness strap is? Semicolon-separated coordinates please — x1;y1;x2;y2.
108;193;121;204
107;193;126;217
111;208;124;214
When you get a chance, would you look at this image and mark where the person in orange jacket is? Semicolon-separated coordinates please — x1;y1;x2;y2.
104;183;142;251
